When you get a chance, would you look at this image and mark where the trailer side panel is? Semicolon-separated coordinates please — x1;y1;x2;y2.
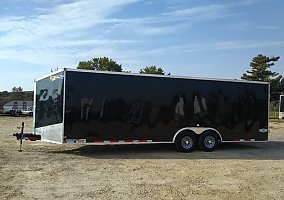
63;71;268;143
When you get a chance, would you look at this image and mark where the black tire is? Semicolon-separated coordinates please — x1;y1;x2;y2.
199;131;219;152
175;131;197;153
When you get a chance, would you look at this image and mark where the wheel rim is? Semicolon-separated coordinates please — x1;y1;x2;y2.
204;135;216;149
181;136;193;149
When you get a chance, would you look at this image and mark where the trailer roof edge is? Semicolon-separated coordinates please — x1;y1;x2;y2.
64;68;269;85
35;68;269;85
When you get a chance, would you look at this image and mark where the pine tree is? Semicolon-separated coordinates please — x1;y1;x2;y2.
241;54;280;82
242;54;282;101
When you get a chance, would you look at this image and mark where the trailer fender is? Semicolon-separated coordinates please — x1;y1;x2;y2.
172;127;223;143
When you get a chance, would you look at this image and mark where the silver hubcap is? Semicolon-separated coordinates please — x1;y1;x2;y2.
181;136;193;149
204;135;216;148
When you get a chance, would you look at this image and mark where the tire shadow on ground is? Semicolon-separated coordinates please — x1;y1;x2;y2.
48;141;284;160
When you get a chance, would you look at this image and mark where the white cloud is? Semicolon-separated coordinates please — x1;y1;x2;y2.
162;0;260;22
230;21;252;30
138;40;284;56
0;0;141;43
0;0;141;66
0;0;281;73
258;26;279;30
163;4;227;18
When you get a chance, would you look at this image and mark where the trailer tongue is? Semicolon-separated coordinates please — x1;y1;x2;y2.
13;122;41;151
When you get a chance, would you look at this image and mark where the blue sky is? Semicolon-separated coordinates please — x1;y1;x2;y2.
0;0;283;91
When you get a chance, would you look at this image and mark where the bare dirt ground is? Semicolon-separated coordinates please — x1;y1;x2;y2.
0;116;283;200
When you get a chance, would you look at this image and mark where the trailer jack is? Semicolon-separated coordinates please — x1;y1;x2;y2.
13;122;41;152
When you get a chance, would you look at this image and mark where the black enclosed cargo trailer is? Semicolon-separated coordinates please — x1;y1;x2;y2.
32;68;269;152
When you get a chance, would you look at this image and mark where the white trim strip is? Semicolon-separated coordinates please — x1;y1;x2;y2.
223;139;268;143
65;139;87;144
63;139;173;145
41;139;63;144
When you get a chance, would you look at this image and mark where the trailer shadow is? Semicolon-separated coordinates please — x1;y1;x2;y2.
50;141;284;160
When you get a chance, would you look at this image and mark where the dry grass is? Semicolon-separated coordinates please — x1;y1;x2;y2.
0;116;284;200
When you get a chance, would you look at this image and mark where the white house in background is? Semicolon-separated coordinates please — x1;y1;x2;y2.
3;100;33;115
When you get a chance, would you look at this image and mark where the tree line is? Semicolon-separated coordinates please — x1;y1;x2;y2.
0;89;33;110
77;57;165;75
